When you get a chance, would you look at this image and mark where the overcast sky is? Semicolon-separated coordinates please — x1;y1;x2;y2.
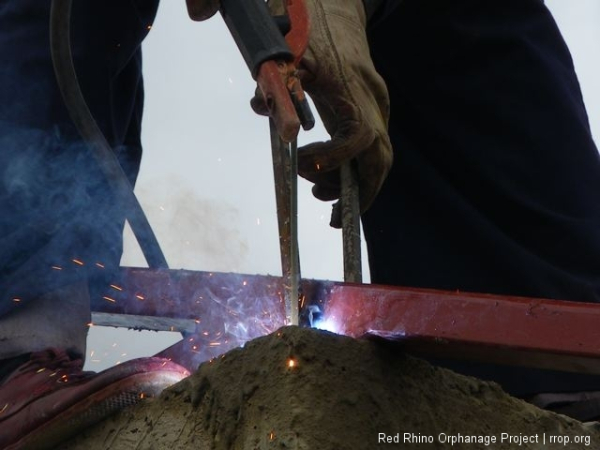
84;1;600;370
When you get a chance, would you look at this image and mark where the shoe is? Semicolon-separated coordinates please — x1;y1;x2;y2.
0;348;190;449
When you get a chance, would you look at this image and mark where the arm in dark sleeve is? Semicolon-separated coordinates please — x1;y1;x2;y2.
363;0;401;26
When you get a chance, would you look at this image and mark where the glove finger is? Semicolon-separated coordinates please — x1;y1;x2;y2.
249;86;270;116
298;158;340;197
312;182;340;202
297;93;376;171
297;128;370;178
300;132;393;213
329;201;342;229
186;0;220;21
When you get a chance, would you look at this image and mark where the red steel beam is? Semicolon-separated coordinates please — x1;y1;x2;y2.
92;267;333;327
91;268;600;374
324;284;600;375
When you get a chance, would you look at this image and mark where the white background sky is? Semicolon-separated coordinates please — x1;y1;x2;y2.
84;1;600;370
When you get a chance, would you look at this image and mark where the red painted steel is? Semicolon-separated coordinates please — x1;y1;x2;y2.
92;268;600;374
324;284;600;374
92;268;333;371
93;267;332;325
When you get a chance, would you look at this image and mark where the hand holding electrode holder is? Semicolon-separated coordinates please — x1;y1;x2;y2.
220;0;315;141
220;0;315;325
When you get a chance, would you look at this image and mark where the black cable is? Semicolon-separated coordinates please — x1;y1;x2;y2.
49;0;168;269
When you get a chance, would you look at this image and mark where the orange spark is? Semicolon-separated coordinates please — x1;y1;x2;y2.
110;284;123;291
287;358;297;369
103;296;116;303
51;266;63;270
72;259;84;266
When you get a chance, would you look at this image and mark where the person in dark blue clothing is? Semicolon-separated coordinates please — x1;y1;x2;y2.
361;0;600;420
0;1;160;360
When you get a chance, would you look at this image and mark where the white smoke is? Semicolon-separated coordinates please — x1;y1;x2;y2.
121;174;249;273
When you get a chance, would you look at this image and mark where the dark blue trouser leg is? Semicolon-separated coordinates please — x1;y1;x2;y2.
0;1;158;358
364;0;600;394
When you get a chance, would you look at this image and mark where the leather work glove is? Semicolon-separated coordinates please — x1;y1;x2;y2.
253;0;393;221
186;0;220;21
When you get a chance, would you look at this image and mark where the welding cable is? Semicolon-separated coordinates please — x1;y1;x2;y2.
49;0;168;269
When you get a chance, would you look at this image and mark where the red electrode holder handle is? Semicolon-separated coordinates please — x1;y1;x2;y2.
220;0;314;142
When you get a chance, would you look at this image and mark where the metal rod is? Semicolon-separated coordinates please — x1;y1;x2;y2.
289;138;300;325
340;160;362;283
270;119;300;325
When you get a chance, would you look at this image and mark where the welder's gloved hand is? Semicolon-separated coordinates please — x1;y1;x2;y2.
185;0;220;21
253;0;393;224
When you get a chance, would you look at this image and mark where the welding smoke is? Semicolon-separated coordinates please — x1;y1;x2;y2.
0;121;132;315
122;175;249;273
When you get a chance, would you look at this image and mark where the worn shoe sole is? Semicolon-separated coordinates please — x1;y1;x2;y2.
6;369;186;450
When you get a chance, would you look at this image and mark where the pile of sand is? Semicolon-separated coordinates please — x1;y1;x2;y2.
63;326;599;449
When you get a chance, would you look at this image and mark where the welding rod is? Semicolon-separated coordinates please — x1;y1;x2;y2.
221;0;310;325
340;160;362;283
289;138;301;325
331;161;363;284
270;119;301;325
